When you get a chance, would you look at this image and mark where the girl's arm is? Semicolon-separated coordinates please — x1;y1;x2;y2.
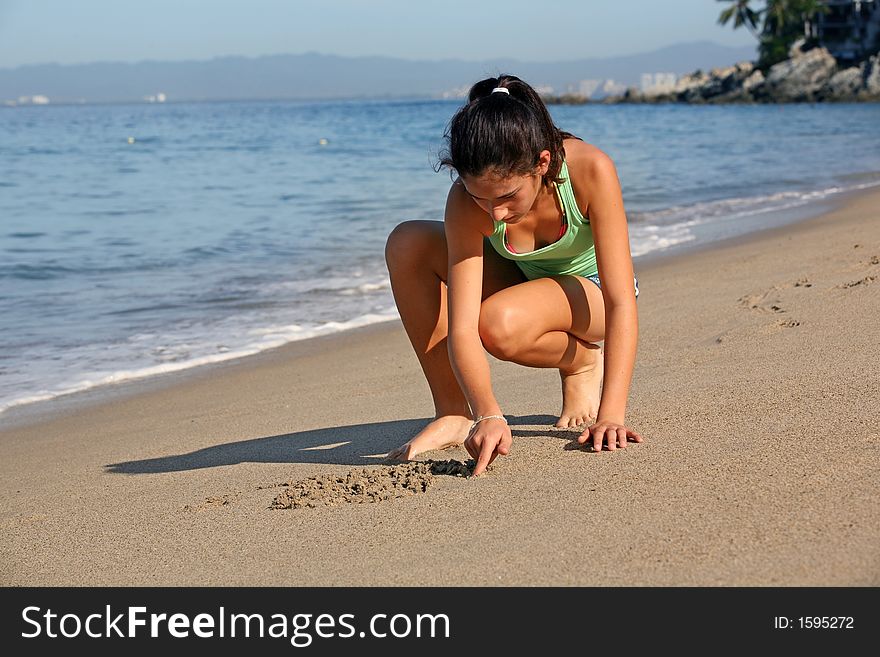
444;182;512;473
578;151;642;450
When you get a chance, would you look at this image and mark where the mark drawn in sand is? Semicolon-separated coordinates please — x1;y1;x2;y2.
270;459;475;510
183;493;240;513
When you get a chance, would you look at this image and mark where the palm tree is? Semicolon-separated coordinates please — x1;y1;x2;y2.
763;0;827;36
760;0;829;65
718;0;829;68
717;0;762;39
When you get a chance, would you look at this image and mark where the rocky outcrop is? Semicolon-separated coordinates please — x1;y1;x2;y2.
583;41;880;105
819;66;863;99
654;62;758;103
755;46;837;101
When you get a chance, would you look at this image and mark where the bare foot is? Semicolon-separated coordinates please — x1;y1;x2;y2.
387;415;473;461
555;347;604;429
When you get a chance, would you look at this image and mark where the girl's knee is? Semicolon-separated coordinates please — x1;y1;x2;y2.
385;221;442;270
478;302;527;361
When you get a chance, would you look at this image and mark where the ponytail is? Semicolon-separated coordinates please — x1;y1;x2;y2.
437;74;577;186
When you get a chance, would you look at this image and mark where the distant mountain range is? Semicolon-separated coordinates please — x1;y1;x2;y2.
1;41;757;104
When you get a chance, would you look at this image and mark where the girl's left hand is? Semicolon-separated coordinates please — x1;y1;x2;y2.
577;421;643;452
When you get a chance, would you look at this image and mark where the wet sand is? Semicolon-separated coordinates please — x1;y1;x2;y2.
1;188;879;586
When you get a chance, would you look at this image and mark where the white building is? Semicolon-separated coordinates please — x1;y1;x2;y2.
600;79;628;97
14;95;49;105
568;79;600;98
640;72;678;94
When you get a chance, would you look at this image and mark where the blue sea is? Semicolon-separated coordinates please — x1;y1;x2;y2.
2;99;880;417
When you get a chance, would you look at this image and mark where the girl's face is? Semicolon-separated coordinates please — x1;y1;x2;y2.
460;150;551;225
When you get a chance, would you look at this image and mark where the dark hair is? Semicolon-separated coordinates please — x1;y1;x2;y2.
437;74;578;187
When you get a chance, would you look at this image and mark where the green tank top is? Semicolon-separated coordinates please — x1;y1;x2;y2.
487;160;597;280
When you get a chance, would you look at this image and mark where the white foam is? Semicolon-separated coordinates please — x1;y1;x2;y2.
628;179;880;258
0;310;399;416
634;180;880;228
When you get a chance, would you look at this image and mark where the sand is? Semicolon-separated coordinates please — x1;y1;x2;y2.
1;188;878;586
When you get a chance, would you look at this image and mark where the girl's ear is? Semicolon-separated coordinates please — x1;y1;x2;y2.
536;150;551;176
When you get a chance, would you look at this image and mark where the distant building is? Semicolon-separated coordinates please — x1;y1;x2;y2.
13;95;49;105
599;79;627;97
143;92;168;103
440;86;469;99
566;79;601;98
579;79;600;97
807;0;880;64
640;72;677;94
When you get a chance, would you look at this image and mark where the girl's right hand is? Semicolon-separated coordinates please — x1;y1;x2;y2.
577;420;643;452
464;417;512;476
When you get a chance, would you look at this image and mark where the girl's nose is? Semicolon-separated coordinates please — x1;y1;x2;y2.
491;205;508;221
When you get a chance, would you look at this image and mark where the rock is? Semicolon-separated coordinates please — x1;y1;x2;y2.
819;66;862;100
758;46;837;102
672;70;711;102
742;69;766;93
788;38;808;59
862;54;880;99
622;86;645;102
710;62;755;97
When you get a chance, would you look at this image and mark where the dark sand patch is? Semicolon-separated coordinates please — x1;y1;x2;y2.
270;459;474;510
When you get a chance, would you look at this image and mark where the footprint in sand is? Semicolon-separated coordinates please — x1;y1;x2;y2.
738;286;787;314
740;277;817;315
836;275;876;289
270;459;476;510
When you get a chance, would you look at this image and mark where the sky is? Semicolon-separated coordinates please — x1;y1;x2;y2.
0;0;756;68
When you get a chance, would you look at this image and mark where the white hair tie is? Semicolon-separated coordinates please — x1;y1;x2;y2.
491;87;510;95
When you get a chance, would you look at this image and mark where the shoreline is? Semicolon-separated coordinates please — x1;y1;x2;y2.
1;182;874;432
1;183;878;585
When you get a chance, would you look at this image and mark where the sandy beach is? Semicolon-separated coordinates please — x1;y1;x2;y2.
1;188;878;587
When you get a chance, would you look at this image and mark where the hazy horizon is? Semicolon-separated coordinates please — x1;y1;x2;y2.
0;0;755;69
0;39;756;72
0;41;758;104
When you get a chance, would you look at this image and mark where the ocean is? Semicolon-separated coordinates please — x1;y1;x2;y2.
2;99;879;416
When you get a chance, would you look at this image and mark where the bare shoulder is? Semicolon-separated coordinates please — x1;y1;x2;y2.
562;139;621;214
563;139;618;183
445;178;494;236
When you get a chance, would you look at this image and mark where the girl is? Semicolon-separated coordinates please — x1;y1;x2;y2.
385;74;642;476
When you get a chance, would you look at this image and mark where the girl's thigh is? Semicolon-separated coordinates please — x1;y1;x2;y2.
481;237;528;299
390;220;526;297
482;275;605;344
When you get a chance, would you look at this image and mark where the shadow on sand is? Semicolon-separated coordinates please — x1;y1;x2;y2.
105;414;569;474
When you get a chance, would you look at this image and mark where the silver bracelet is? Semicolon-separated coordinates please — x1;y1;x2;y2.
470;414;507;431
